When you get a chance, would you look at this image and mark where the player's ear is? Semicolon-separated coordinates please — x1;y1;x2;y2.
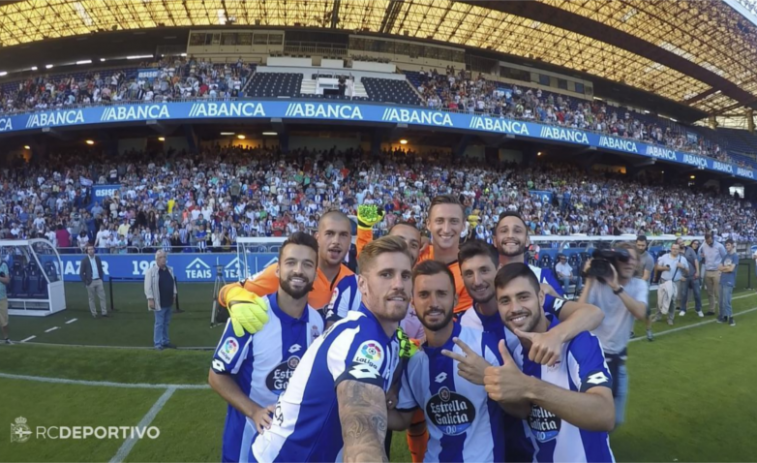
357;274;368;298
537;287;545;307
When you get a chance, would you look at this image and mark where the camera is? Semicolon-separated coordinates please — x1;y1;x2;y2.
584;248;630;283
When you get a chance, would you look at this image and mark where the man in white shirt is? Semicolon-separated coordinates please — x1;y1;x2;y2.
555;254;582;297
652;244;690;326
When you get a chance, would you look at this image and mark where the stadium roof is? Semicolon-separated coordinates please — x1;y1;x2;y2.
1;0;757;116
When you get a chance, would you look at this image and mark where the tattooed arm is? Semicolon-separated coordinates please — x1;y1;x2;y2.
337;379;389;463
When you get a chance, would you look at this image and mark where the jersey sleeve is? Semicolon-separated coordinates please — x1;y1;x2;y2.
566;332;612;393
242;264;280;297
211;319;253;375
543;294;567;317
324;276;359;323
356;227;373;258
327;325;387;389
540;268;564;297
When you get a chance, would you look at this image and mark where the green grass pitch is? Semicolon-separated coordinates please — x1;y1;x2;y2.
1;276;756;462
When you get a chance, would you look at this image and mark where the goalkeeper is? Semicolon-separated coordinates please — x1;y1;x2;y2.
218;211;354;335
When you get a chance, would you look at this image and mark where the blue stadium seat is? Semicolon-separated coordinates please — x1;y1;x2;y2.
362;78;422;106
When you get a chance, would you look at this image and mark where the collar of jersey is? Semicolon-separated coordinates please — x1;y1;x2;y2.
268;292;310;325
473;303;501;327
356;304;394;344
423;322;461;357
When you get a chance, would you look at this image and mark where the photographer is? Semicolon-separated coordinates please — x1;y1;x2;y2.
579;242;648;428
651;243;690;326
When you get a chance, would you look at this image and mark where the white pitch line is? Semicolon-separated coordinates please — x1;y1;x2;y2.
0;372;210;390
631;306;757;343
44;326;59;333
19;335;36;343
65;318;78;324
109;387;176;463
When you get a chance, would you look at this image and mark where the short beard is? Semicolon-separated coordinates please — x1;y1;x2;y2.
280;278;314;300
499;242;526;258
470;291;495;305
419;309;454;332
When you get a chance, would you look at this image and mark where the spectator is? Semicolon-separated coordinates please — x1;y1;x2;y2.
0;256;10;343
79;244;109;318
699;233;727;316
652;243;690;326
717;239;738;326
555;254;582;296
678;238;703;317
144;249;177;350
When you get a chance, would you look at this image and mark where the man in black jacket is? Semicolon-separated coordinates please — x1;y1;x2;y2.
79;244;109;318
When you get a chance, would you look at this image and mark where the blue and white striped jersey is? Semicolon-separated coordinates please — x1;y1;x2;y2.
211;293;324;463
514;317;615;463
530;265;565;297
325;274;424;339
457;295;566;463
458;295;565;335
397;323;505;463
324;274;361;323
251;306;400;463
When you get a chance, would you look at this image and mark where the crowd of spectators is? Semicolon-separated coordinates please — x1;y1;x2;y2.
414;66;743;167
0;58;753;168
0;57;254;115
1;145;755;255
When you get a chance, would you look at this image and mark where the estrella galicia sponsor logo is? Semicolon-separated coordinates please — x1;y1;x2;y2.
265;356;300;393
425;387;476;436
100;104;170;121
469;116;529;135
381;108;452;126
26;110;84;128
188;102;266;118
0;117;12;132
598;136;638;153
539;126;589;144
185;258;211;279
645;145;677;161
682;153;708;169
737;167;755;179
529;405;561;443
285;103;363;120
712;161;734;174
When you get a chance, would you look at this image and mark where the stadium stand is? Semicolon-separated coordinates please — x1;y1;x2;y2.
361;77;423;105
1;145;755;256
1;57;756;169
245;72;302;98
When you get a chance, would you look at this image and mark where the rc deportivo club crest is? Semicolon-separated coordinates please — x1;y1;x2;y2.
11;416;31;443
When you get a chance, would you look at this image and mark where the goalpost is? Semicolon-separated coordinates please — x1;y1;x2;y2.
234;233;703;282
0;239;66;317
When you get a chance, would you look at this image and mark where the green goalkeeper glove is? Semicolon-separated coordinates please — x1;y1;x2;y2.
397;327;420;359
357;204;384;229
225;286;270;336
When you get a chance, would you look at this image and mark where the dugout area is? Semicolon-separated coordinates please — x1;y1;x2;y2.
1;279;757;461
